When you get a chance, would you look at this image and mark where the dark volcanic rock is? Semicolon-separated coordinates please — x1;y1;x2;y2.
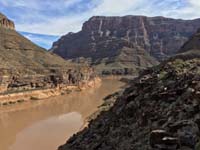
58;30;200;150
52;16;200;75
150;130;179;149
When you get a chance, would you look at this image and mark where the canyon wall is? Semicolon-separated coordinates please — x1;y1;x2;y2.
52;16;200;75
0;71;100;106
0;67;97;94
0;12;100;105
52;16;200;61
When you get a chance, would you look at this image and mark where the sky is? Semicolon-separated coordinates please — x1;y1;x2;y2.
0;0;200;49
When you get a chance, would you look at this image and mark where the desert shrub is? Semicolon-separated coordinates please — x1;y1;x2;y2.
195;140;200;150
30;96;39;101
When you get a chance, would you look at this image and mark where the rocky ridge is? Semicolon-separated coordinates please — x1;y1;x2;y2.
58;30;200;150
0;12;98;104
0;13;15;30
52;16;200;75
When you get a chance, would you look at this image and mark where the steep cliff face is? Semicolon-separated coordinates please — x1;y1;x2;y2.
52;16;200;60
0;12;97;96
58;30;200;150
52;16;200;75
0;13;15;30
180;28;200;53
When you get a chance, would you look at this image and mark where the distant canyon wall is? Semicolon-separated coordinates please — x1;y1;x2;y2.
52;16;200;61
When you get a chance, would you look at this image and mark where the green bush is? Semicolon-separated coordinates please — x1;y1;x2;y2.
30;96;39;101
195;140;200;150
17;99;25;103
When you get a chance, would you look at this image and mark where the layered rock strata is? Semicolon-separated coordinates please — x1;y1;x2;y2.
52;16;200;75
0;12;100;105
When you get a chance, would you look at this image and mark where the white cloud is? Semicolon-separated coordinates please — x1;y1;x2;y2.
1;0;82;10
21;32;59;49
189;0;200;7
3;0;200;36
1;0;26;7
183;0;200;18
15;0;146;35
23;34;51;46
92;0;142;15
17;15;85;35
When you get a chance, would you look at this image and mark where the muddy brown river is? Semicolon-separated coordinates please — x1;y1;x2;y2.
0;79;124;150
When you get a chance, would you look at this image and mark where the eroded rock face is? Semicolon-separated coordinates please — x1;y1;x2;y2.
0;13;15;30
52;16;200;61
0;67;97;94
51;16;200;75
0;12;98;97
180;28;200;53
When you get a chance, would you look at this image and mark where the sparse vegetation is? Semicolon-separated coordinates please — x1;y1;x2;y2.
30;96;39;101
17;99;25;103
196;140;200;150
59;55;200;150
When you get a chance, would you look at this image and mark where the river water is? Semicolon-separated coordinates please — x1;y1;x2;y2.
0;79;124;150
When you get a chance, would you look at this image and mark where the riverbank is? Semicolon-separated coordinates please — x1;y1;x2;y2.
0;77;101;107
0;79;123;150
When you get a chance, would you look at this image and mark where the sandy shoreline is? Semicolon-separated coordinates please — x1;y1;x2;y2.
0;77;101;108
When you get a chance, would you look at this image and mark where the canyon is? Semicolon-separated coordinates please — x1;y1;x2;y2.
58;29;200;150
0;12;110;150
1;10;200;150
0;79;124;150
52;16;200;75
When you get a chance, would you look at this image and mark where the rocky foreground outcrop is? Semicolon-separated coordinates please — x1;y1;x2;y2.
0;12;98;104
52;16;200;75
58;30;200;150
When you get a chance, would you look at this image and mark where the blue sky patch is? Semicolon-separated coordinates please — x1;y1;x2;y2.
20;32;59;49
